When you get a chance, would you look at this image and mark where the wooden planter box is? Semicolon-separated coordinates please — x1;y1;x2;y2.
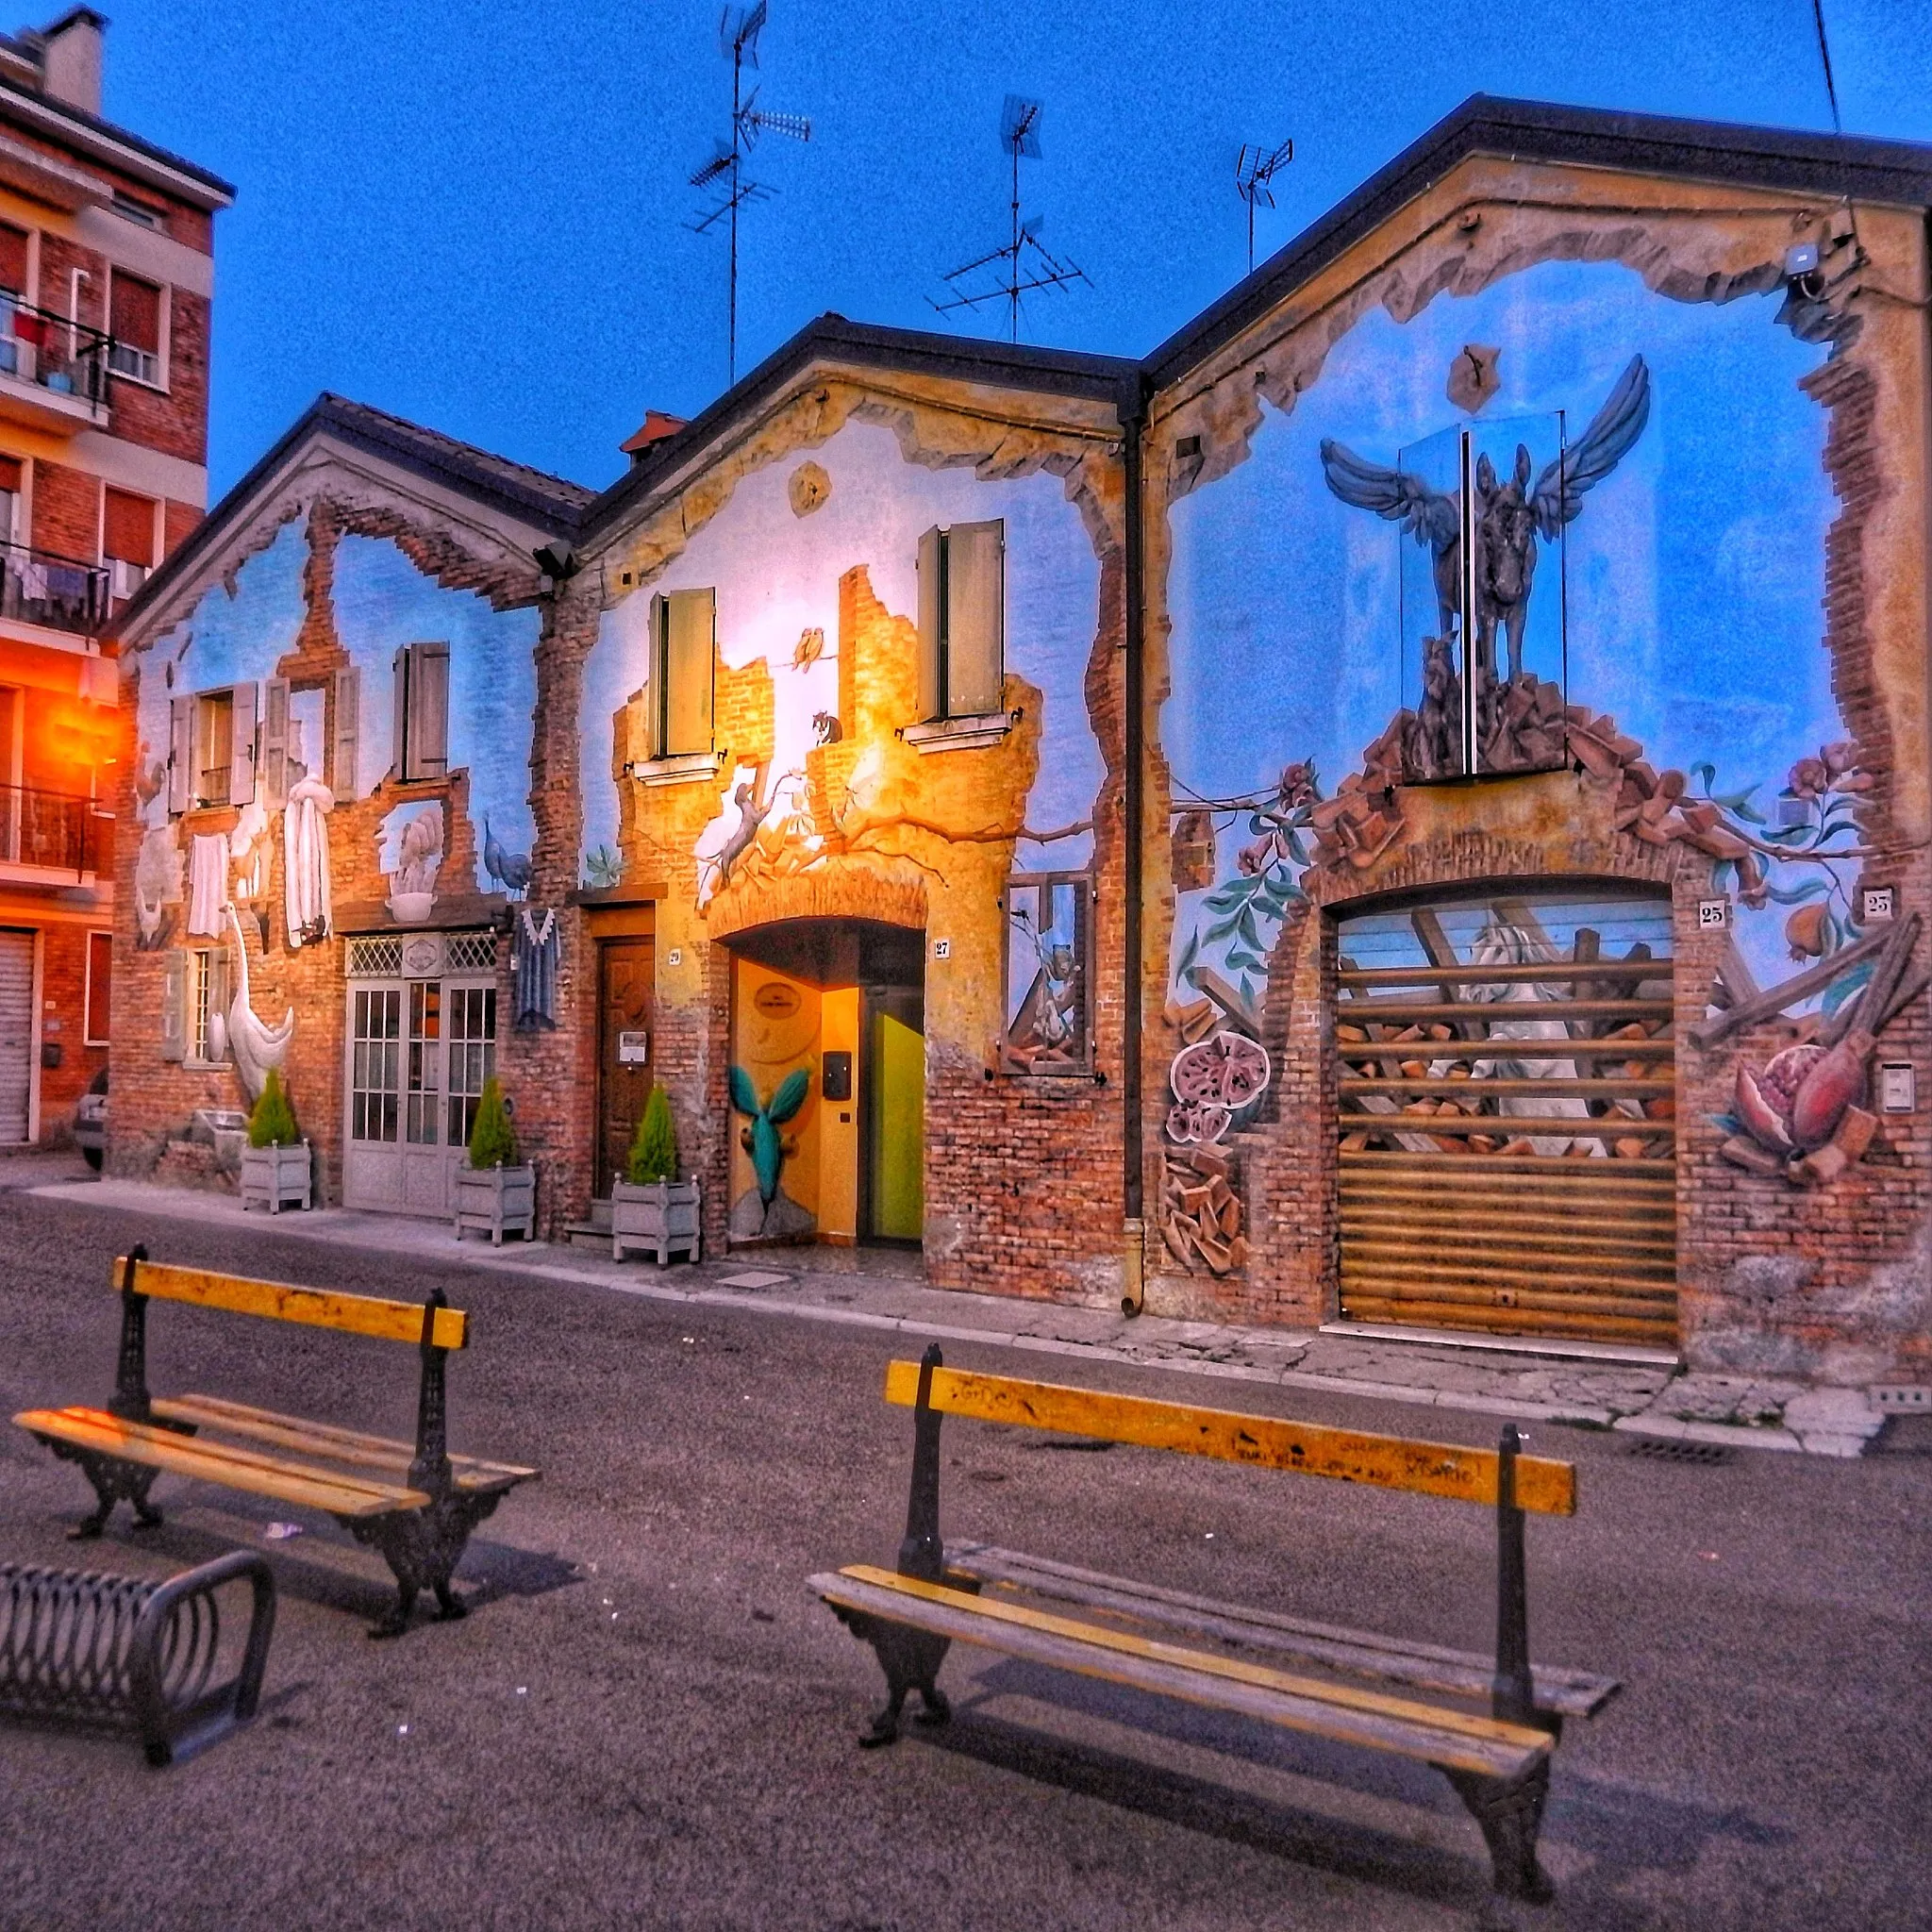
239;1141;312;1214
611;1178;701;1265
454;1162;537;1245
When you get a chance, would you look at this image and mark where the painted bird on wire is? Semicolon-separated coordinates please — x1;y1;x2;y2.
483;816;534;900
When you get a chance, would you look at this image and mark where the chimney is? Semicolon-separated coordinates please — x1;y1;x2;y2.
622;410;687;468
37;8;106;117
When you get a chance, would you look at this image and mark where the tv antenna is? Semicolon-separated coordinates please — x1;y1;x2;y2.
688;1;811;385
933;94;1088;343
1234;137;1293;274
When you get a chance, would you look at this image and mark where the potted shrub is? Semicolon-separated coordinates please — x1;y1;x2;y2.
239;1068;312;1213
453;1074;537;1244
611;1084;701;1264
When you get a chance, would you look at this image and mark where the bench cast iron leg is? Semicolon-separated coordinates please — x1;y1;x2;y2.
342;1491;501;1640
1445;1758;1554;1905
42;1441;164;1538
826;1608;952;1747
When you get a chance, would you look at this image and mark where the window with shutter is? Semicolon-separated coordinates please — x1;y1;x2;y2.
395;641;450;781
228;682;258;806
653;589;715;758
915;521;1006;721
167;694;192;814
259;678;289;807
159;951;186;1061
0;456;19;547
331;664;361;798
102;488;156;565
192;691;233;807
108;272;163;385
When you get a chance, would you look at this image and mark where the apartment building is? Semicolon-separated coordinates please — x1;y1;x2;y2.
0;8;230;1143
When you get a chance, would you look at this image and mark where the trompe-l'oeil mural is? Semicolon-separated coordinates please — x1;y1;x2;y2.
1162;257;1897;1254
132;519;542;1105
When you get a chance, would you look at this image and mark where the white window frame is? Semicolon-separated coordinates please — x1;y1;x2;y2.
186;944;228;1067
106;267;169;392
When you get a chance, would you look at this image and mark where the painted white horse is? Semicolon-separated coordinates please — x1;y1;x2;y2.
1434;918;1602;1158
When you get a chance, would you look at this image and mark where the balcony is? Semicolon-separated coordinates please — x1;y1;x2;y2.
0;296;111;433
0;543;109;638
0;785;110;882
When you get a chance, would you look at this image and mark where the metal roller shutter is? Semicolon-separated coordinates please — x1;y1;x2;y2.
1335;891;1676;1347
0;930;35;1143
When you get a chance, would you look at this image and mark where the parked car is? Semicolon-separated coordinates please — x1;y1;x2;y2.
73;1066;106;1170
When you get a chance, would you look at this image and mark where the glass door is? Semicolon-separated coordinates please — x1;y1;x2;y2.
344;985;403;1209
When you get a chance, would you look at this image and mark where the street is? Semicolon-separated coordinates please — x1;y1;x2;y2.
1;1180;1927;1932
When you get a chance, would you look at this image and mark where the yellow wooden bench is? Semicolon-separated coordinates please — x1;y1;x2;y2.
809;1346;1619;1907
15;1247;538;1638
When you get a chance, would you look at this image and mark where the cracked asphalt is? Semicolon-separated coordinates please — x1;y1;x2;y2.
2;1181;1928;1931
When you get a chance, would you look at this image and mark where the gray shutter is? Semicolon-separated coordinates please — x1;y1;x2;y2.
408;642;450;779
332;664;360;799
391;645;408;781
647;594;668;758
945;520;1004;716
664;590;713;758
159;950;186;1061
259;677;289;807
167;694;192;814
228;681;258;806
916;526;941;722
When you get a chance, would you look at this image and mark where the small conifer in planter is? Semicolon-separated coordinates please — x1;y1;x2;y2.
612;1084;700;1264
240;1067;310;1213
454;1074;536;1245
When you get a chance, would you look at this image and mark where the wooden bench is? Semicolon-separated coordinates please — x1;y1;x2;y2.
14;1247;539;1639
810;1347;1620;1907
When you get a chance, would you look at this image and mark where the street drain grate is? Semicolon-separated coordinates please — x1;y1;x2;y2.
1622;1437;1736;1466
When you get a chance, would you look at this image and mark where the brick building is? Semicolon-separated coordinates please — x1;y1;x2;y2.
0;7;230;1145
111;99;1932;1384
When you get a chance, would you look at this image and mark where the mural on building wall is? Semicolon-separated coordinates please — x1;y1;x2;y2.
130;516;542;1110
1158;258;1892;1263
579;418;1106;919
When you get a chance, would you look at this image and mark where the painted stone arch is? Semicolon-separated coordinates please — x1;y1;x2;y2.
706;868;927;947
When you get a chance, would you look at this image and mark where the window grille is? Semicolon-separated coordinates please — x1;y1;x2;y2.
347;936;404;977
444;930;498;973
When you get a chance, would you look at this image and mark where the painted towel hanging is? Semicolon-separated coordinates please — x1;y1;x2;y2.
283;774;334;948
513;906;558;1030
187;830;229;936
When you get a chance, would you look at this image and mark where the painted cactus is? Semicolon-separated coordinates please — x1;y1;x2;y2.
730;1065;811;1206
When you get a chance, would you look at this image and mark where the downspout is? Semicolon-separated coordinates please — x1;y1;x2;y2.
1119;373;1150;1315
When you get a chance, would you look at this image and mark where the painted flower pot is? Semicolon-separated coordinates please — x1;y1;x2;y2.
240;1140;312;1214
611;1178;701;1265
454;1161;537;1245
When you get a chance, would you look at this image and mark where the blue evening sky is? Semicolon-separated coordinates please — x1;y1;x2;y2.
93;0;1930;497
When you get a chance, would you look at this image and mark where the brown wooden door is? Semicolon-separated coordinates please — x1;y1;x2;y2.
596;937;655;1196
1334;891;1677;1347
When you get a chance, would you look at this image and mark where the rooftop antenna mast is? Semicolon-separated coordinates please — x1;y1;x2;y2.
688;0;811;385
933;94;1088;342
1234;137;1293;275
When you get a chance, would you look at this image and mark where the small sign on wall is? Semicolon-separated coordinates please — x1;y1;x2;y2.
932;938;951;960
617;1030;650;1065
1698;898;1730;931
1863;886;1896;924
667;948;683;967
1880;1062;1915;1113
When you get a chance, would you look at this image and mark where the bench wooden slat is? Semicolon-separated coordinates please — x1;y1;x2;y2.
115;1257;467;1351
15;1407;429;1519
883;1361;1576;1516
950;1542;1621;1720
152;1395;537;1494
815;1566;1550;1781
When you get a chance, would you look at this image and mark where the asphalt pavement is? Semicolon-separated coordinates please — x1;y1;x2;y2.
1;1182;1927;1932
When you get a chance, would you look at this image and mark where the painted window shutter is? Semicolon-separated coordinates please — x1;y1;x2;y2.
916;526;941;721
407;641;450;779
332;664;361;799
259;677;289;807
647;593;668;758
663;589;714;758
159;950;186;1061
391;645;408;781
228;681;258;806
166;694;192;815
944;520;1004;716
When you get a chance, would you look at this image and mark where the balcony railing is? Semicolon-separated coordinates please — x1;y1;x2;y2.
0;294;112;408
0;542;109;635
0;785;110;875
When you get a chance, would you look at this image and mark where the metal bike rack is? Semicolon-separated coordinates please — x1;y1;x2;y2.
0;1550;276;1765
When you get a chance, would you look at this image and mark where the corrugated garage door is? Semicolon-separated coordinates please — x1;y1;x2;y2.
0;930;35;1142
1335;890;1676;1347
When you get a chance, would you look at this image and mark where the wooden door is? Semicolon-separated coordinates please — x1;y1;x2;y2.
597;938;655;1195
863;985;924;1242
1334;891;1676;1347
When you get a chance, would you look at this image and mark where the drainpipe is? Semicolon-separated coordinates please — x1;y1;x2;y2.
1119;373;1150;1315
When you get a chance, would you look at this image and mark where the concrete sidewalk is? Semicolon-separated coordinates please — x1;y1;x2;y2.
24;1164;1897;1457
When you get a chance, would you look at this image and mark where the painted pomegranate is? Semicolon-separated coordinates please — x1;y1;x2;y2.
1735;1039;1869;1156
